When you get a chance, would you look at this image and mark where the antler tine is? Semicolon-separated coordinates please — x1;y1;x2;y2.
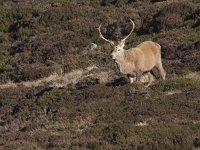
98;24;114;45
121;19;135;42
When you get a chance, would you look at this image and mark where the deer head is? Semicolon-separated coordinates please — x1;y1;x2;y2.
98;19;135;61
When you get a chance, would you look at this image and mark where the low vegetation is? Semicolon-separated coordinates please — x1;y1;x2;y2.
0;0;200;149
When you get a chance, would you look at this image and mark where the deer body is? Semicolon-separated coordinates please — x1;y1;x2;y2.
125;41;161;73
98;20;166;87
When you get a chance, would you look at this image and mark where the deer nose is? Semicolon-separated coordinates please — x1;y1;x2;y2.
110;54;113;58
111;54;115;59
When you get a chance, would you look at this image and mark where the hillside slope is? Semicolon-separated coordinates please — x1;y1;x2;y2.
0;0;200;149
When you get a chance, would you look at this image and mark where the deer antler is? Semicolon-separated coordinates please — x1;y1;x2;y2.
98;24;114;45
121;19;135;42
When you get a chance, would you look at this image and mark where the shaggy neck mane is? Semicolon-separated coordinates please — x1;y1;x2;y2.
123;49;135;63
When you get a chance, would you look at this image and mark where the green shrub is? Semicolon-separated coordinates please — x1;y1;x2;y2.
0;55;18;72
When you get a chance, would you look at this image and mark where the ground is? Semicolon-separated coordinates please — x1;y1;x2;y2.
0;0;200;149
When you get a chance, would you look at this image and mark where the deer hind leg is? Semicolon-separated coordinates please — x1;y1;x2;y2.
156;61;166;80
145;72;154;87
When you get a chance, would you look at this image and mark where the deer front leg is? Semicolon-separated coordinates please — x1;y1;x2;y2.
128;74;135;84
145;72;154;87
129;77;134;83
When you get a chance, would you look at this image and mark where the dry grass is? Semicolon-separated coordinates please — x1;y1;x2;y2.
184;72;200;80
0;65;110;89
0;81;17;89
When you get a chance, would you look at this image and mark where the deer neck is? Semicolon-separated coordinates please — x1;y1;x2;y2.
115;50;134;74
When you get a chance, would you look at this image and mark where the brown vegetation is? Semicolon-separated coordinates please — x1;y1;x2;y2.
0;0;200;149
